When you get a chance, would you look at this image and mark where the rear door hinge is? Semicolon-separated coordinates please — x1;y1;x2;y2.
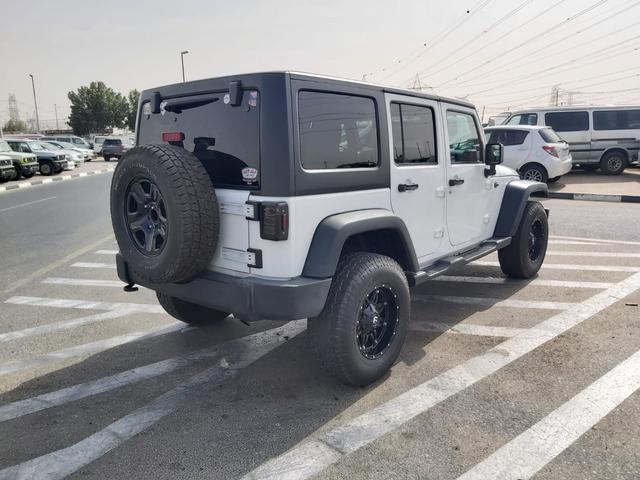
221;247;263;268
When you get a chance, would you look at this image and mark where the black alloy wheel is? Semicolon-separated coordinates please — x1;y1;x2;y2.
356;285;400;360
125;178;168;256
528;219;544;262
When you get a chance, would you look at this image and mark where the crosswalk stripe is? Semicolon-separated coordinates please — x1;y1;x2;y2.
0;323;185;377
5;296;163;313
457;347;640;480
43;278;126;288
547;240;600;246
0;321;301;423
95;250;118;255
410;322;539;338
547;251;640;258
550;235;640;246
0;321;305;480
241;272;640;480
71;262;116;269
473;261;640;272
413;294;574;310
434;276;613;289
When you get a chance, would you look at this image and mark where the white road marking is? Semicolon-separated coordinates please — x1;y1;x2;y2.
242;272;640;480
473;261;640;272
550;235;640;246
71;262;116;269
0;196;57;213
0;322;184;377
95;249;118;255
43;277;126;288
410;321;538;338
0;321;305;480
0;311;128;343
434;276;613;289
547;251;640;258
457;347;640;480
0;322;300;423
413;294;574;310
5;296;164;313
547;240;600;246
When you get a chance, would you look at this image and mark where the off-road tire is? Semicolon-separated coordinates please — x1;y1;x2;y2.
156;292;229;325
520;164;548;183
600;151;626;175
40;161;54;176
308;252;410;386
111;144;219;284
498;201;548;279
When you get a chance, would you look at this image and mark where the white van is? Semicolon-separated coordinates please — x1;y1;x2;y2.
503;106;640;174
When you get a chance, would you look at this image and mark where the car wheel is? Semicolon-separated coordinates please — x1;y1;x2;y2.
40;162;53;176
156;292;229;325
104;155;110;162
498;201;548;279
308;252;410;386
581;164;599;172
22;171;34;178
600;151;626;175
547;176;561;183
13;166;21;180
111;144;219;284
520;164;548;183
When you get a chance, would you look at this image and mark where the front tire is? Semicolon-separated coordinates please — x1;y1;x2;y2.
156;292;229;325
498;201;548;279
308;253;410;386
40;162;53;176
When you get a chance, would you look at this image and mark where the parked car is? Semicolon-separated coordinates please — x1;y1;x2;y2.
111;72;549;386
40;142;77;169
92;135;108;155
6;139;67;175
45;140;95;162
44;135;93;150
0;154;17;182
484;125;572;183
0;139;39;179
503;106;640;174
102;137;132;161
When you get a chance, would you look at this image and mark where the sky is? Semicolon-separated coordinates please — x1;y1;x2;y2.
1;0;639;128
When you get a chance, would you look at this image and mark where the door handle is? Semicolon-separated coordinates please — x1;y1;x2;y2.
398;183;419;192
448;178;465;187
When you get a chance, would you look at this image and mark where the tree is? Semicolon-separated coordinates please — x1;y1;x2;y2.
127;89;140;131
2;118;28;133
67;81;130;136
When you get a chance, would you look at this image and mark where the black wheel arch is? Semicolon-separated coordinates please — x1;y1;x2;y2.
494;180;548;238
302;209;419;279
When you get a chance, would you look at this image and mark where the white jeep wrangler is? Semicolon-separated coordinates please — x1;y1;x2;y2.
111;72;549;386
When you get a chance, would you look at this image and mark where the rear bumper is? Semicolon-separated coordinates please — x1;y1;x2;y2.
547;156;573;178
116;254;332;322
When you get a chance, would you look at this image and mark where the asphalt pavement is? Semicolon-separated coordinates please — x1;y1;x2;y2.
0;172;639;479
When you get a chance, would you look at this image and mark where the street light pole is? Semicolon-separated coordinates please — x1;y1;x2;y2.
181;50;189;82
54;104;60;131
29;74;41;133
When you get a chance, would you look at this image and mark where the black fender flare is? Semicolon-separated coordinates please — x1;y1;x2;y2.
302;209;419;278
494;180;548;238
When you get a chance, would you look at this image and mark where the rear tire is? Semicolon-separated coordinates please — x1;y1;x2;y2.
308;253;410;386
498;201;548;279
600;151;626;175
520;164;548;183
157;292;229;325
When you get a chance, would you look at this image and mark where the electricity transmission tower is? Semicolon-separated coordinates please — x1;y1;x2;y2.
8;94;20;121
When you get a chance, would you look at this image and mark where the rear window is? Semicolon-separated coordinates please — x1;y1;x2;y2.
593;110;640;130
104;139;122;145
545;111;589;132
539;128;562;143
298;91;378;170
506;113;537;126
485;129;529;146
138;89;261;189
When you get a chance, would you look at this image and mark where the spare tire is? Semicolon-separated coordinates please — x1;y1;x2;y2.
110;144;219;284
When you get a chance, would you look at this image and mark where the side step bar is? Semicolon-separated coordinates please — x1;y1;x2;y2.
407;237;512;287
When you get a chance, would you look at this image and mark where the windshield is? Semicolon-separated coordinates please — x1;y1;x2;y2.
27;141;45;151
0;140;12;152
42;142;62;150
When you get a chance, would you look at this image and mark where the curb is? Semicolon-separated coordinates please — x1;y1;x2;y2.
548;191;640;203
0;167;115;195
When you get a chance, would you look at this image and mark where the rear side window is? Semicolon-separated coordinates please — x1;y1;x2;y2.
391;103;437;164
485;129;529;146
298;91;378;170
539;128;562;143
545;111;589;132
506;113;537;126
593;110;640;130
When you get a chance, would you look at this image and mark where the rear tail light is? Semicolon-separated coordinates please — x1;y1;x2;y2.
259;202;289;241
161;132;185;142
542;146;559;158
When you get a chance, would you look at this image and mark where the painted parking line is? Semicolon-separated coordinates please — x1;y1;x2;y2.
242;272;640;480
95;250;119;255
0;311;128;343
473;261;640;272
410;321;540;338
43;277;126;288
0;321;302;423
550;235;640;247
546;251;640;258
457;347;640;480
0;322;185;377
434;276;614;289
413;294;574;311
5;296;164;313
0;196;57;213
71;262;116;269
0;168;115;195
0;321;305;480
547;240;600;246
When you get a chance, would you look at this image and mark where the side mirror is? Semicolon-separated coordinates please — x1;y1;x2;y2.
484;143;503;177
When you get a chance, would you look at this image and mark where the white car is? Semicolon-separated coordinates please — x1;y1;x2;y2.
484;125;572;183
46;140;94;162
40;142;78;169
92;135;108;155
